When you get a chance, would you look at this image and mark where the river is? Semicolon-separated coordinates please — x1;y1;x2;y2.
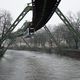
0;50;80;80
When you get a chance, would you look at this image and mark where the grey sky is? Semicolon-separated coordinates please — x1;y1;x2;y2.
0;0;80;29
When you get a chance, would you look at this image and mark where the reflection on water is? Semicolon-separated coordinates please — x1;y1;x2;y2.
0;50;80;80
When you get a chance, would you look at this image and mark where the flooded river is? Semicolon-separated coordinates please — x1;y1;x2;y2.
0;50;80;80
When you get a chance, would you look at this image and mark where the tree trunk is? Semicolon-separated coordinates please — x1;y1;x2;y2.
74;38;79;49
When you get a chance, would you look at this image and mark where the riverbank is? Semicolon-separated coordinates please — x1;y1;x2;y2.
55;48;80;59
8;46;80;59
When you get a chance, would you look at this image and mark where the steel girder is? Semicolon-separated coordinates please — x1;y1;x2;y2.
56;8;80;39
0;6;32;44
30;0;61;31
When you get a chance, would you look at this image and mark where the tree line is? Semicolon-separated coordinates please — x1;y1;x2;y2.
27;12;80;49
0;9;80;50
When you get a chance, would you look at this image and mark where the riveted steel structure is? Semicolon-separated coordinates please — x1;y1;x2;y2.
0;0;80;58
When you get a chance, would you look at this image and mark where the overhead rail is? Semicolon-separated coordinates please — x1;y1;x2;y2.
0;0;62;43
30;0;61;31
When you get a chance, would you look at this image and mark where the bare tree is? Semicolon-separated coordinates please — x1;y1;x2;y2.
0;10;12;48
53;12;80;49
67;12;80;49
0;10;12;37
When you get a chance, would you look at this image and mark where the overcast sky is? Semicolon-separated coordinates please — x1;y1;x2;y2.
0;0;80;29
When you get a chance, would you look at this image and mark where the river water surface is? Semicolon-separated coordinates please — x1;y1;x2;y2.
0;50;80;80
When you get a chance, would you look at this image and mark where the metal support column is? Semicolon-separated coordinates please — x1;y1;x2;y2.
21;37;31;48
56;8;80;39
0;5;32;44
44;25;60;47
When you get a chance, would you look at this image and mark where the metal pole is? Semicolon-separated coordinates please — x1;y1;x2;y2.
56;8;80;39
44;25;60;48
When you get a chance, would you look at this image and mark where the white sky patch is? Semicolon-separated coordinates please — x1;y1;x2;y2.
0;0;80;30
47;0;80;26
